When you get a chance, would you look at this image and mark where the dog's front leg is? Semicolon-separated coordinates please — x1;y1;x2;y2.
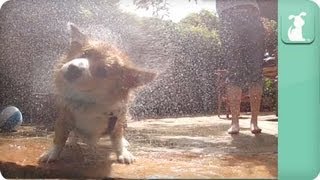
39;108;72;163
110;119;135;164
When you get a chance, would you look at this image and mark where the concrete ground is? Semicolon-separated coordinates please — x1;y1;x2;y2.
0;113;278;179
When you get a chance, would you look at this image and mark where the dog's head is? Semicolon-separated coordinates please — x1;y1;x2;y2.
289;12;306;28
54;23;156;103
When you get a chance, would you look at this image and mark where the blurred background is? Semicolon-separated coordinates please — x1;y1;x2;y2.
0;0;277;127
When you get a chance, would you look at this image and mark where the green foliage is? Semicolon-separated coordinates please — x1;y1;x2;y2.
261;18;278;112
178;10;221;45
178;25;220;42
262;78;278;112
134;0;170;19
133;0;198;19
261;17;278;55
180;10;219;31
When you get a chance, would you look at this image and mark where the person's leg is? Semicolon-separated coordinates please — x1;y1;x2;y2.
249;83;263;133
226;84;242;134
242;8;265;134
219;10;244;134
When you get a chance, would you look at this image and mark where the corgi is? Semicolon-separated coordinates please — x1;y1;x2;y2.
39;23;156;164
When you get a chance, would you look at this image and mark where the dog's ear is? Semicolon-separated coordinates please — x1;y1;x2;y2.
122;67;156;88
299;12;307;16
68;22;87;47
288;15;295;20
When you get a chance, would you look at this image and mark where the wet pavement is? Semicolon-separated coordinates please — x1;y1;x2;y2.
0;113;277;179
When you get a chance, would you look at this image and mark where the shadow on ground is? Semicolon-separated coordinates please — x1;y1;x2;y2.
0;143;113;179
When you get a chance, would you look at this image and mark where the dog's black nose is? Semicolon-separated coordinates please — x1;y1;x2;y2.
64;64;83;82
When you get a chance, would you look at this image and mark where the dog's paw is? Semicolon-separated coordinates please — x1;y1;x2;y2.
39;152;59;163
117;149;135;164
38;146;62;163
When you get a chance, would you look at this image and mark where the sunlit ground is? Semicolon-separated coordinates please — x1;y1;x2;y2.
0;113;277;179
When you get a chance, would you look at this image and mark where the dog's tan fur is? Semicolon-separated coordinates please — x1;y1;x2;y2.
39;23;156;164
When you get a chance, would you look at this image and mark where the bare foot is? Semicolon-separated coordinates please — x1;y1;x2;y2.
250;123;262;134
228;124;240;134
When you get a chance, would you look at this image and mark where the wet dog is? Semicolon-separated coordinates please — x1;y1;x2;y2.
39;23;156;164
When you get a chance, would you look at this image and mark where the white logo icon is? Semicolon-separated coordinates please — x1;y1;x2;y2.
315;172;320;180
288;12;307;42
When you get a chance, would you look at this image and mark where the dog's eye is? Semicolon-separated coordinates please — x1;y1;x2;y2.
81;50;104;60
81;50;90;58
95;67;108;78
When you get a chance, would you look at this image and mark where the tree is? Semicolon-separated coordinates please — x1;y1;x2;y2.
133;0;170;19
134;0;277;20
180;10;219;32
261;17;277;56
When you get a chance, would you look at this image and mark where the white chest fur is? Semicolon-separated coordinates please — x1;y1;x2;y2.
61;86;127;142
67;99;126;142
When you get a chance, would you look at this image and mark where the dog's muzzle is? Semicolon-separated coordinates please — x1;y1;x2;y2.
64;64;83;82
63;58;89;82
